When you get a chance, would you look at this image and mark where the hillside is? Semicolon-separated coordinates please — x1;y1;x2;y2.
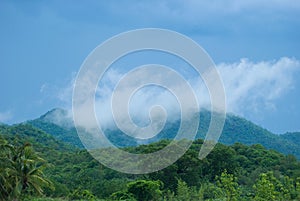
0;123;75;153
215;113;300;159
280;132;300;145
28;108;300;159
1;124;300;200
27;108;84;148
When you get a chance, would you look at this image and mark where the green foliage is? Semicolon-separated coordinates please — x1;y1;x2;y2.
28;119;83;149
29;109;300;159
110;191;136;201
68;188;96;201
109;180;163;201
278;175;295;200
253;171;279;201
281;132;300;142
1;123;300;201
200;182;224;200
0;138;53;201
216;170;240;201
0;124;75;153
127;180;163;201
176;179;199;201
197;110;300;159
296;177;300;199
199;182;225;200
176;179;190;200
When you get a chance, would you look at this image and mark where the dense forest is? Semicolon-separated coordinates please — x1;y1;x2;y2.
1;124;300;200
28;108;300;159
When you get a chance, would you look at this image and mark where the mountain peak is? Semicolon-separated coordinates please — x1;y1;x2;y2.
39;108;73;128
40;108;67;118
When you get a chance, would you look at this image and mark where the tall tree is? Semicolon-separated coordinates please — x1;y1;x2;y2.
0;138;52;200
253;172;278;201
216;170;240;201
0;137;14;200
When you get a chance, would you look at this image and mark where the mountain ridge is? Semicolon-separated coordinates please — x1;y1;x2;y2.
27;108;300;159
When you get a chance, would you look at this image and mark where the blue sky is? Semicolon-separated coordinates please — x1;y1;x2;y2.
0;0;300;134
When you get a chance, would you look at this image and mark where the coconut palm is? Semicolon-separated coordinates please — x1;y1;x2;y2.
0;137;53;200
0;138;14;200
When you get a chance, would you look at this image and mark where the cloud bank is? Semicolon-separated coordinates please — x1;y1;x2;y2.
57;57;299;131
219;57;299;115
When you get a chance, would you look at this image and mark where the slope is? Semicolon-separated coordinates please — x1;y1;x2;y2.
28;108;300;159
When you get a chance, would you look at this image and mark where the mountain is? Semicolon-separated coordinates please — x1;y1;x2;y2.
1;124;300;200
215;113;300;159
27;108;84;148
0;123;75;154
280;132;300;145
27;108;139;148
27;108;300;159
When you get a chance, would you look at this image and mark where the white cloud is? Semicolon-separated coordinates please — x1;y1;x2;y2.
218;57;299;114
40;83;47;93
61;57;300;132
0;111;13;123
57;71;77;108
104;57;299;125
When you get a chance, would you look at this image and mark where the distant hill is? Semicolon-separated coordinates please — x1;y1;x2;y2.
27;108;300;159
0;123;76;154
215;113;300;159
280;132;300;146
27;108;138;148
0;122;7;126
27;108;84;148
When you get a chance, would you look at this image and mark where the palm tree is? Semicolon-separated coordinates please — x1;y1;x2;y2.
0;137;14;200
0;137;53;200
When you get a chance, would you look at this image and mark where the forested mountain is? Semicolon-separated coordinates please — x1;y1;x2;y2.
1;123;300;200
28;108;300;159
280;132;300;145
216;113;300;159
27;108;84;148
0;124;75;153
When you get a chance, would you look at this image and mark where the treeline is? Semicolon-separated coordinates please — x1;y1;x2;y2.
1;124;300;200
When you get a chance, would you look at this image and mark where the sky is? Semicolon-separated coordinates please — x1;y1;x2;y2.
0;0;300;134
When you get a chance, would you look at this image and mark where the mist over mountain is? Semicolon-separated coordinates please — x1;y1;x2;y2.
27;108;300;159
2;122;299;200
27;108;84;148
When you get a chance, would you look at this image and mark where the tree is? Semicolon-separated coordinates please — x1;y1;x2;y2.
296;177;300;199
253;172;278;201
216;170;240;201
176;179;199;201
200;182;224;200
280;175;295;200
176;179;190;201
68;188;96;201
110;190;136;201
127;180;163;201
0;137;13;200
204;144;237;180
0;138;53;200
